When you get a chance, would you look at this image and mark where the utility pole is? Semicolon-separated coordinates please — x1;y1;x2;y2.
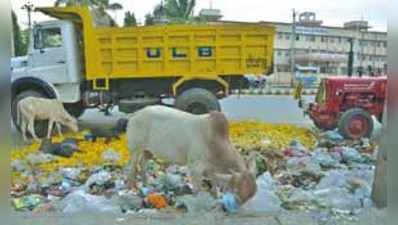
347;38;354;77
290;9;297;87
21;1;34;31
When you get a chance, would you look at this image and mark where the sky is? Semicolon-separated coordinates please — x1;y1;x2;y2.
12;0;388;31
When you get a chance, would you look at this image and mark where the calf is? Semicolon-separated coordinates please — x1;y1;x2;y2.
17;97;79;142
125;105;257;205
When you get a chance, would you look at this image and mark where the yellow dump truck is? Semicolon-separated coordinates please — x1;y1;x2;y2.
11;6;274;127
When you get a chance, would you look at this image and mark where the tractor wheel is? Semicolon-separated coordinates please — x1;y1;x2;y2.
11;90;49;139
338;108;374;139
175;88;221;114
64;102;86;118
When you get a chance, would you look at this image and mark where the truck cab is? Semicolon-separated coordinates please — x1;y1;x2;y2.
12;20;83;103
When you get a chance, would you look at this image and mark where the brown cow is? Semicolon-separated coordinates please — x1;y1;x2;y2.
125;105;257;205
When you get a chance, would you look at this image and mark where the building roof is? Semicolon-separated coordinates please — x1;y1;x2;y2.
218;20;387;35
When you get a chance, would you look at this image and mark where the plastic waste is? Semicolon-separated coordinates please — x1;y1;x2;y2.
27;152;56;165
85;170;114;193
242;172;282;212
342;147;363;163
40;138;79;157
11;160;28;172
57;138;79;157
102;149;121;163
13;194;45;211
316;169;348;189
154;173;185;194
311;148;339;168
61;168;82;181
313;188;361;210
116;191;143;212
222;192;240;213
322;130;344;143
58;189;120;213
175;192;216;213
286;156;321;174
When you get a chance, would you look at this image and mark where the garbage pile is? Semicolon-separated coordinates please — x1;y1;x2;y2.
10;122;377;216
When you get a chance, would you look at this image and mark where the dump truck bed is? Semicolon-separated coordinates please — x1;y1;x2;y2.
37;7;275;85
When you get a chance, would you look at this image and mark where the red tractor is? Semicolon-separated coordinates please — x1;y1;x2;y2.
297;76;387;139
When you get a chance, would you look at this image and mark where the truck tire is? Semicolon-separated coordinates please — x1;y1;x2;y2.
11;90;49;138
338;108;374;139
175;88;221;114
64;102;86;118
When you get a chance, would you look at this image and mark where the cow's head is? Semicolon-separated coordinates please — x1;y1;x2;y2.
61;113;79;133
214;155;258;205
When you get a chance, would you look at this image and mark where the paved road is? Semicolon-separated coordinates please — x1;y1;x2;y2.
12;95;381;144
78;95;314;129
8;208;386;225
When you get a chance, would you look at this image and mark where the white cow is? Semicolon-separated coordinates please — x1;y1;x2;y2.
17;97;79;142
125;105;257;205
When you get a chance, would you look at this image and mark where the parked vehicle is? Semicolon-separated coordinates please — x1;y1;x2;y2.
11;6;275;136
297;76;387;139
294;65;320;88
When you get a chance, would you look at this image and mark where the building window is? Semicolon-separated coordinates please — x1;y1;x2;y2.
376;42;381;47
285;34;290;40
337;37;342;43
329;37;335;43
305;35;315;42
278;33;283;40
277;50;282;57
285;50;290;57
321;36;327;43
383;41;387;48
340;67;347;74
296;35;300;41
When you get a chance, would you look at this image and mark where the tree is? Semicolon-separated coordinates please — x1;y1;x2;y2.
144;0;196;25
144;13;155;26
12;11;28;56
124;11;137;27
54;0;123;11
54;0;92;6
165;0;196;19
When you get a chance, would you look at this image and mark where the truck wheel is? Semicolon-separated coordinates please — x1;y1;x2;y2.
338;108;374;139
64;102;86;118
11;90;49;138
175;88;221;114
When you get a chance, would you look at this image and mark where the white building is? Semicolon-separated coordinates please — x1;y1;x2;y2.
219;12;387;85
262;12;387;85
